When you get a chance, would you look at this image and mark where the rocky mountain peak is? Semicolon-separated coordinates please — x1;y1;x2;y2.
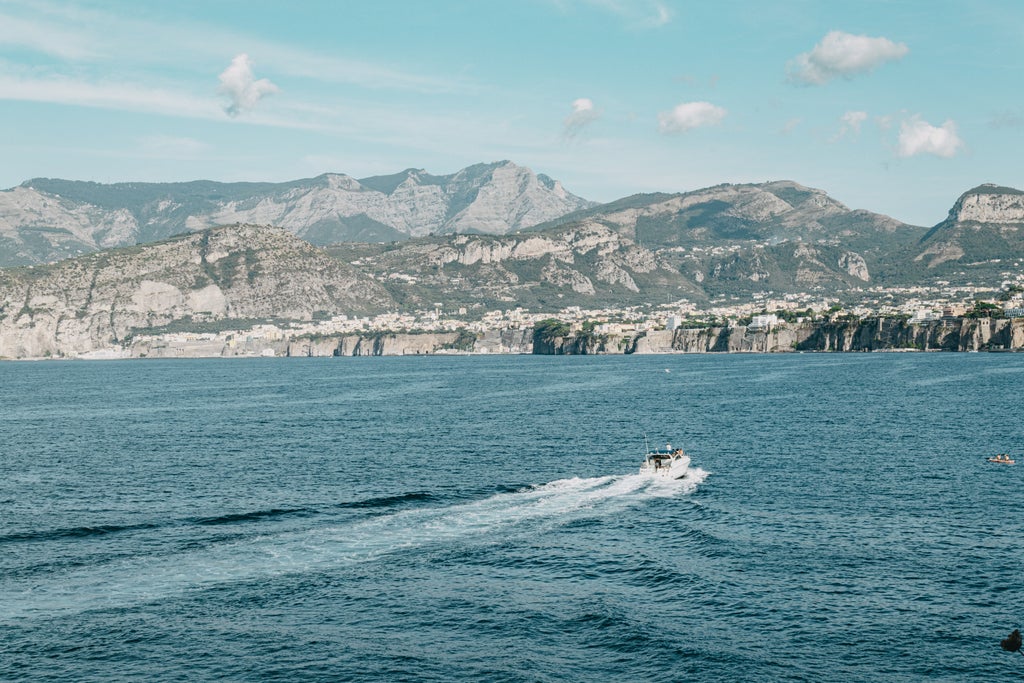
322;173;363;191
759;180;849;213
946;183;1024;224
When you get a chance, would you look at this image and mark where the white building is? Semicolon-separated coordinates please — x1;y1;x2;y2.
909;309;942;324
749;314;778;330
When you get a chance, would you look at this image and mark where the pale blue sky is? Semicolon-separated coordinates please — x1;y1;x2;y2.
2;0;1023;225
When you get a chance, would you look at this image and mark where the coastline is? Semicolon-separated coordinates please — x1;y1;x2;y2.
4;317;1023;360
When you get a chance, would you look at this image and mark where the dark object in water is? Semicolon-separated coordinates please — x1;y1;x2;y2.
1001;629;1022;654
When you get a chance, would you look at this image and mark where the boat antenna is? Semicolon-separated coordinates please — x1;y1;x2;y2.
643;432;650;455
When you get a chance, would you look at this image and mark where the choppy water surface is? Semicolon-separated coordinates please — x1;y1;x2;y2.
1;354;1022;681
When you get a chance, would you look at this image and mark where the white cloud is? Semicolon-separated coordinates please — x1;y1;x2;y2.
788;31;908;85
841;110;868;134
831;110;869;141
563;98;599;137
897;116;963;158
218;53;278;117
646;2;672;28
658;101;727;134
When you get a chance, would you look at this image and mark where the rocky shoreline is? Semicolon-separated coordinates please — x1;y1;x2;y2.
7;317;1023;360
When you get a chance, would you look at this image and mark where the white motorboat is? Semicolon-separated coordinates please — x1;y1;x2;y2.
639;442;691;479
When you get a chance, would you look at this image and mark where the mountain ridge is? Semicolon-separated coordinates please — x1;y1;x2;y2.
1;161;595;266
5;170;1024;312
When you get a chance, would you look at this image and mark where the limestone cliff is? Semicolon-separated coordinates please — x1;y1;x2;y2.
945;185;1024;224
533;318;1024;355
0;224;393;359
124;329;534;359
330;221;704;310
915;184;1024;269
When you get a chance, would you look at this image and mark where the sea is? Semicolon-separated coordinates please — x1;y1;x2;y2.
1;353;1022;682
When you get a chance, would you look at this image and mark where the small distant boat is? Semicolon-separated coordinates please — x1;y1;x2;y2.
639;441;691;479
987;453;1016;464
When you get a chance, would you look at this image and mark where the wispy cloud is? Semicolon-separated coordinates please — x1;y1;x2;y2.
897;116;963;158
555;0;672;28
218;53;278;117
989;110;1024;129
562;97;599;138
779;117;802;136
658;101;727;134
0;11;95;60
138;135;209;159
830;110;868;141
788;31;908;85
0;71;221;118
0;1;472;95
259;47;471;94
0;69;339;134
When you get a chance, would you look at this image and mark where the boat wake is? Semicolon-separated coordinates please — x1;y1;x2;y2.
3;468;708;622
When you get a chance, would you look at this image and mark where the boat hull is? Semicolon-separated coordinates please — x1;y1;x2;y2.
639;455;690;479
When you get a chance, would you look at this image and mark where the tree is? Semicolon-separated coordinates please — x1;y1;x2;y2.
965;301;1005;319
532;318;570;345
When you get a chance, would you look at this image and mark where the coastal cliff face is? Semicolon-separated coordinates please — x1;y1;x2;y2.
4;316;1022;360
800;317;1024;352
125;329;534;359
533;318;1024;355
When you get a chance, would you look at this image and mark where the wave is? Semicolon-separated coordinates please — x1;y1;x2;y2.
193;507;312;526
1;468;707;622
3;493;444;547
334;491;436;510
0;522;159;544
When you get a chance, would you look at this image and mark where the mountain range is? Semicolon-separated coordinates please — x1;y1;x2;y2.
324;179;1024;310
0;160;593;266
2;163;1024;358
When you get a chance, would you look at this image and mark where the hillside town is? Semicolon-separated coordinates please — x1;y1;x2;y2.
119;276;1024;358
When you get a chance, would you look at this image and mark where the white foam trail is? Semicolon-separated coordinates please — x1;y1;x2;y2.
1;470;707;622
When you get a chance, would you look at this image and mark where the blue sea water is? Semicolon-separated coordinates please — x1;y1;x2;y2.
1;353;1022;682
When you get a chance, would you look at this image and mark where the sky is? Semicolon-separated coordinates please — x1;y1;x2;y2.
2;0;1024;226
